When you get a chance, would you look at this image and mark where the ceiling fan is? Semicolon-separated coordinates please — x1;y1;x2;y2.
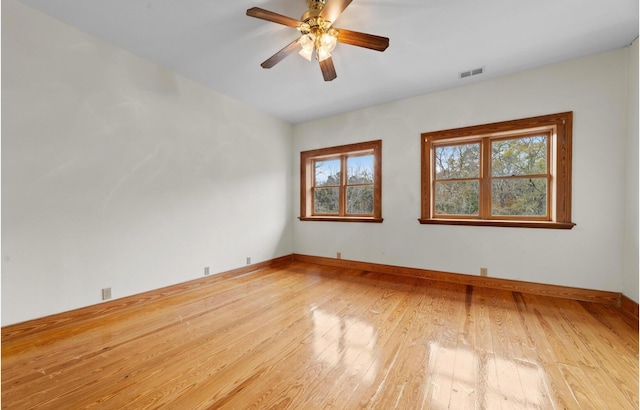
246;0;389;81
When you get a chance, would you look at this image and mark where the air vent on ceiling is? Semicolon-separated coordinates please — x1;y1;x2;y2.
459;66;485;79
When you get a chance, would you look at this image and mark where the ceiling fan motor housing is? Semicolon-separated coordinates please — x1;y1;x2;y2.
302;0;327;23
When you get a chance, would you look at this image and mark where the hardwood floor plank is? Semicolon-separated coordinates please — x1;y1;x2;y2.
419;282;468;410
484;288;528;409
557;363;610;409
372;279;455;409
578;301;639;356
317;274;427;408
551;298;639;408
363;280;443;409
470;287;505;409
2;261;637;409
448;285;479;410
512;292;581;409
167;268;388;408
498;291;554;409
116;266;351;408
212;270;391;409
354;280;437;408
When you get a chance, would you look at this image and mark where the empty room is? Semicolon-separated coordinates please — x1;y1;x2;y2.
2;0;638;408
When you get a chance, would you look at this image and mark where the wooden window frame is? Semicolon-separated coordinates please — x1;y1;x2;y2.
420;112;575;229
300;140;383;223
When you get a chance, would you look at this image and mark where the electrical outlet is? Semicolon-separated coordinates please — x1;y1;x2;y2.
246;257;251;265
337;252;342;260
102;287;112;300
204;266;210;276
480;267;488;277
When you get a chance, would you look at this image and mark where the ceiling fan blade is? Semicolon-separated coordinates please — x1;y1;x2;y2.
246;7;302;28
319;57;337;81
336;28;389;51
261;39;302;69
319;0;353;23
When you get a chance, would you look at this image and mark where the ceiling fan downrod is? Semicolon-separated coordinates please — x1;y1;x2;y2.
307;0;326;10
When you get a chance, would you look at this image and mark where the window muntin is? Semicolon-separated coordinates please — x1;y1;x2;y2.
420;112;574;229
301;140;382;222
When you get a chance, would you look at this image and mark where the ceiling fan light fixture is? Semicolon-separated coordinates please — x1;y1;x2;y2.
320;30;337;52
299;33;315;49
317;45;331;61
299;47;314;61
298;33;316;61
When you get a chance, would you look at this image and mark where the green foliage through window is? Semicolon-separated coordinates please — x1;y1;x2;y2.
492;178;547;216
313;154;375;215
492;136;547;177
435;143;480;179
435;181;479;215
491;134;548;216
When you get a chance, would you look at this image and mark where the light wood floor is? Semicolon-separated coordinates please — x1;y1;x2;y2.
2;261;638;409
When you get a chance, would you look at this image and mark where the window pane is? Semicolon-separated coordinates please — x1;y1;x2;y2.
492;178;547;216
314;187;339;214
434;143;480;180
347;185;374;214
492;135;547;177
435;180;479;215
347;155;374;184
315;159;340;186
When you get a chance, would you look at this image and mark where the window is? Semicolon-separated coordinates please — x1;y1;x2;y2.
420;112;575;229
300;140;382;222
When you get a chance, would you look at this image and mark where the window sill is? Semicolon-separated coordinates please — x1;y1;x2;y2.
299;216;383;223
418;218;575;229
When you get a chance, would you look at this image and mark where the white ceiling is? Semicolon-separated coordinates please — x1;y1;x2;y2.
15;0;639;124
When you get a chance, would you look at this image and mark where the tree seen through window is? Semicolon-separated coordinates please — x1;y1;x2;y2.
313;155;374;215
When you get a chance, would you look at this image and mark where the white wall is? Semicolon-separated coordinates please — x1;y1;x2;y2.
293;48;631;294
2;0;293;325
623;39;639;303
